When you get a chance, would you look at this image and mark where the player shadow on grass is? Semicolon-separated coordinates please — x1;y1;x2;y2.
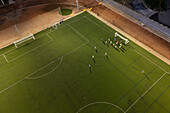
114;48;120;52
127;44;135;50
106;55;109;60
92;58;96;63
132;66;151;81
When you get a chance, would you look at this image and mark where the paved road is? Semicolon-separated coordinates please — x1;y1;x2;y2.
132;0;157;17
101;0;170;42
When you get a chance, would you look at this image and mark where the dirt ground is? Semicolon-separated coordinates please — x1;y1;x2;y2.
87;11;170;65
0;5;80;49
0;0;169;62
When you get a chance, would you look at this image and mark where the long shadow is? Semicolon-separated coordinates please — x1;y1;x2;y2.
93;58;96;63
122;47;126;51
106;56;109;60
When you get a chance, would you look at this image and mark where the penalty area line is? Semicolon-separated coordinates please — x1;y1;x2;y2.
0;40;89;94
3;54;9;63
26;56;63;80
85;15;168;73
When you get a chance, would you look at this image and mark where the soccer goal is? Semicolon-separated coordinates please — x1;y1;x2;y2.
14;34;35;48
115;32;129;44
52;24;58;29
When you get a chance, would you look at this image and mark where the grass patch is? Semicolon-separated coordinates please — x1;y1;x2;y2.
59;9;72;15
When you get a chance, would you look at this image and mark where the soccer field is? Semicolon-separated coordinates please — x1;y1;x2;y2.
0;12;169;113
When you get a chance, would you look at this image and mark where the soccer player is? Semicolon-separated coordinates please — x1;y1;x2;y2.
105;52;109;60
92;55;95;63
141;70;145;73
110;41;112;45
102;38;105;44
105;41;109;47
92;55;95;59
113;43;115;47
108;38;110;43
94;46;97;53
89;64;92;73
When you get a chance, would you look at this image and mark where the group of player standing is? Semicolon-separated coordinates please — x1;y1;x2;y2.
88;37;126;73
89;46;108;73
102;37;125;51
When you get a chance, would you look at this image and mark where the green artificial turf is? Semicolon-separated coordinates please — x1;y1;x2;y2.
0;12;169;113
59;9;72;15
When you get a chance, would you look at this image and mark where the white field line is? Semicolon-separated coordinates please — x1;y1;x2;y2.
2;48;16;55
0;57;62;94
2;54;8;63
85;15;170;112
85;16;168;73
0;16;86;58
68;24;89;43
133;50;168;72
85;16;113;36
7;35;53;63
26;56;63;79
125;72;169;113
0;42;88;94
0;22;89;94
46;34;53;41
2;35;47;56
76;102;125;113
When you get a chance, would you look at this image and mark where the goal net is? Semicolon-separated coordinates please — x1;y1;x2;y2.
115;32;129;44
14;34;35;48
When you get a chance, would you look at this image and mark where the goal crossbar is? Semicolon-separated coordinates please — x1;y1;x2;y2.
115;32;129;44
14;34;35;48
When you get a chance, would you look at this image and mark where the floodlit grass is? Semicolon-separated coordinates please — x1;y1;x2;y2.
0;12;169;113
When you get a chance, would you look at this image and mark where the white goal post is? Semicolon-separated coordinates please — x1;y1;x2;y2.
14;34;35;48
115;32;129;44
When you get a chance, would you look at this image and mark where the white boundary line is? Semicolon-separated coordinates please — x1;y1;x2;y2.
2;54;8;63
125;72;169;113
133;50;167;72
0;16;86;62
83;15;170;112
8;35;53;63
76;102;125;113
68;24;89;43
2;48;16;55
0;13;168;113
0;22;89;94
26;56;63;79
84;16;168;73
46;34;53;41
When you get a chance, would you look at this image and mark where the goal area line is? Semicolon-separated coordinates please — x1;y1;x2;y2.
0;21;89;94
82;13;169;113
1;16;86;63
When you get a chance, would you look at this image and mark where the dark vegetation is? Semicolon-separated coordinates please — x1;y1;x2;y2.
144;0;167;11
